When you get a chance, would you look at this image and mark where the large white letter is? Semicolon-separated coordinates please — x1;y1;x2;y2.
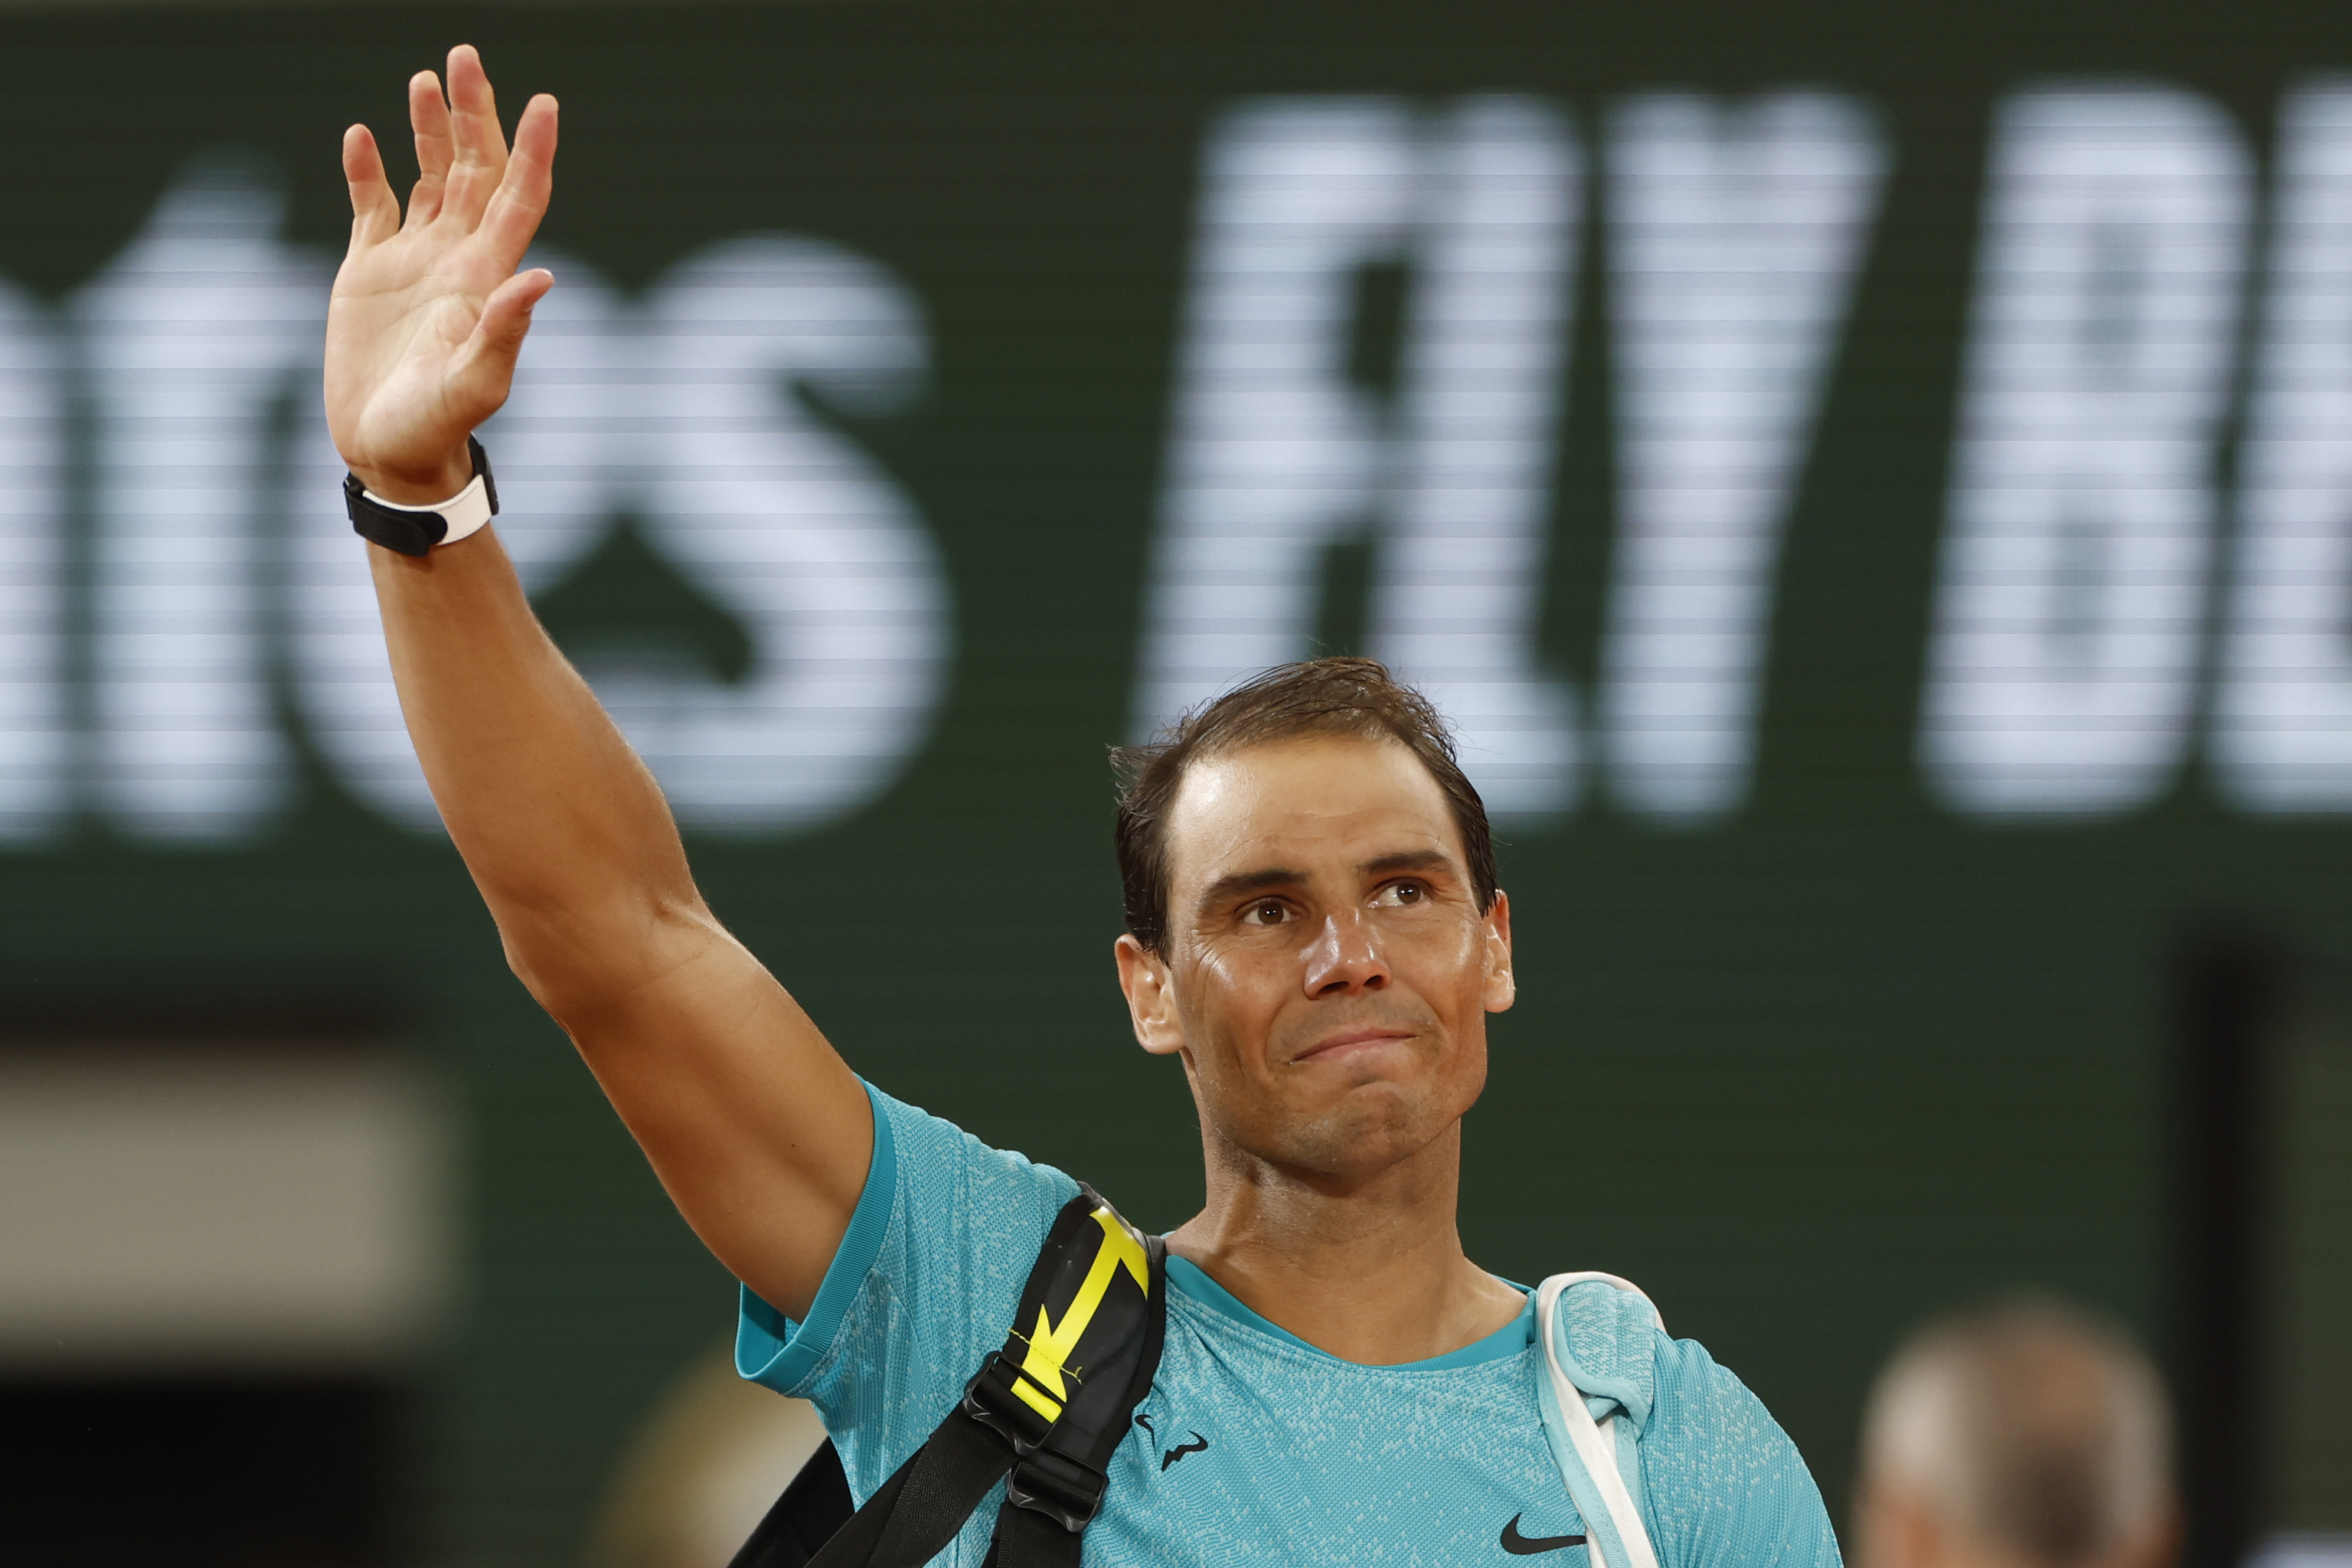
1369;99;1583;821
1134;100;1419;737
2213;81;2352;810
77;158;319;841
1920;87;2250;818
0;283;67;844
629;235;947;832
1599;93;1888;822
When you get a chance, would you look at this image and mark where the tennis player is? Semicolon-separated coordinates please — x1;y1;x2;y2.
327;46;1840;1566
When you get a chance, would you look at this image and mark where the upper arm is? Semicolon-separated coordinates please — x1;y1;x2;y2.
542;900;874;1321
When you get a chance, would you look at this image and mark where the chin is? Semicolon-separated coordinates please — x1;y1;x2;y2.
1277;1084;1449;1177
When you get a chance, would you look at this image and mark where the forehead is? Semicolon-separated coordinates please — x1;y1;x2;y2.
1161;733;1463;891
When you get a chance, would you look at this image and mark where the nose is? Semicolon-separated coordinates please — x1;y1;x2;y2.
1302;908;1390;998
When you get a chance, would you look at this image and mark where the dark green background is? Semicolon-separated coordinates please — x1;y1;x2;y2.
3;2;2349;1563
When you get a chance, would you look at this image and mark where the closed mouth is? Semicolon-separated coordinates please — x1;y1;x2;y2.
1291;1027;1415;1065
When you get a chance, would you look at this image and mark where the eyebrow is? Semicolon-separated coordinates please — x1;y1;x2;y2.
1194;866;1307;917
1361;848;1455;880
1192;849;1460;919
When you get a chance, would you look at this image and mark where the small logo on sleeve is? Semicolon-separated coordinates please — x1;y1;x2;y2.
1160;1432;1210;1470
1499;1513;1586;1556
1135;1413;1212;1472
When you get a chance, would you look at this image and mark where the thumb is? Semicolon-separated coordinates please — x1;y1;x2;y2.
459;267;554;399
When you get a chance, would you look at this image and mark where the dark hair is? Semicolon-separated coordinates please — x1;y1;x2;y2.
1110;657;1498;955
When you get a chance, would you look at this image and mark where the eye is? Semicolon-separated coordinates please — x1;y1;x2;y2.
1240;899;1294;926
1374;880;1428;907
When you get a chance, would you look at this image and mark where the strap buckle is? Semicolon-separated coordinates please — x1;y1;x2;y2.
1007;1446;1110;1534
962;1351;1109;1529
959;1350;1056;1455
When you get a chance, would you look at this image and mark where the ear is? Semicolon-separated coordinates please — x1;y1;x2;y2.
1115;933;1187;1056
1481;890;1515;1014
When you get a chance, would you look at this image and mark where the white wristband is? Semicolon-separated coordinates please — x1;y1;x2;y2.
360;472;495;547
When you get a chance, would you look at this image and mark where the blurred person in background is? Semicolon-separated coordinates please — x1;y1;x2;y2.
323;43;1838;1566
1854;1295;2178;1568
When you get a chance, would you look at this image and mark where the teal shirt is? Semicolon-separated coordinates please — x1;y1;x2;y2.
738;1085;1840;1566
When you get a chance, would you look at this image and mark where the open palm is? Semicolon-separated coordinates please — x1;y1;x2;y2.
326;45;558;503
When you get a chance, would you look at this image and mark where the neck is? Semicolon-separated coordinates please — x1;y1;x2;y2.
1162;1117;1524;1364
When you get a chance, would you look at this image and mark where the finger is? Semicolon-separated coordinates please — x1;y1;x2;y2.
407;70;453;227
479;95;559;265
442;44;510;230
453;268;555;413
341;124;400;247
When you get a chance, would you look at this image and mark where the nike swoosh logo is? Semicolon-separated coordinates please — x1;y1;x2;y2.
1500;1514;1586;1555
1160;1432;1209;1471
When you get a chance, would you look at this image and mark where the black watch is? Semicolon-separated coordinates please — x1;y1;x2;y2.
344;436;500;557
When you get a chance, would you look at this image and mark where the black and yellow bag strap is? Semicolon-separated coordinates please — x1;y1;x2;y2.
729;1184;1168;1568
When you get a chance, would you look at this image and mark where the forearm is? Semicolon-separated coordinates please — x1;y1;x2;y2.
370;525;702;1001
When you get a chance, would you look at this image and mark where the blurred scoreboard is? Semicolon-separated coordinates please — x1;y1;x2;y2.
0;0;2348;1561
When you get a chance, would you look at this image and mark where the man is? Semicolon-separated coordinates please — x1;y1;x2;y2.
1853;1297;2177;1568
325;45;1838;1565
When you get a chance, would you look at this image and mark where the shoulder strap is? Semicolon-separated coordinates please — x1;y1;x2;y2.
1533;1273;1662;1568
730;1185;1166;1568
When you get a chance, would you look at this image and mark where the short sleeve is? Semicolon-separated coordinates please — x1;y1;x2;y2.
1639;1334;1842;1568
733;1083;1081;1504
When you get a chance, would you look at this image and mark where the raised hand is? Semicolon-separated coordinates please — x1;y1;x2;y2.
327;45;558;504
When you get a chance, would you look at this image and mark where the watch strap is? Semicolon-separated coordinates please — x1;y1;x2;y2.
345;436;501;557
